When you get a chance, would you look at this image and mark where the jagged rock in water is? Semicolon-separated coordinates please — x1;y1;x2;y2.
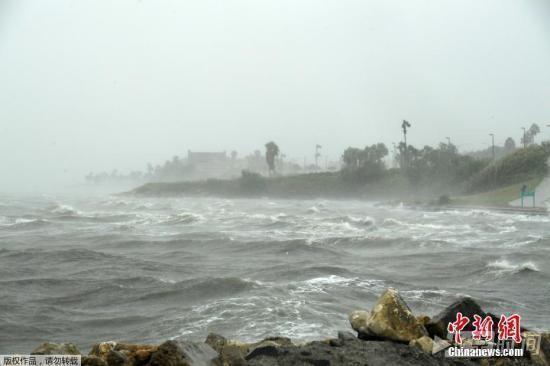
350;288;428;342
116;343;158;366
89;341;157;366
148;340;217;366
205;333;247;366
147;341;190;366
205;333;227;353
180;342;218;366
218;344;247;366
89;342;118;360
246;337;294;359
427;297;486;339
105;349;128;366
31;342;81;355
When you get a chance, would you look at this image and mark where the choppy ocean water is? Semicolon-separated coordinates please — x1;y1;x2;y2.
1;193;549;353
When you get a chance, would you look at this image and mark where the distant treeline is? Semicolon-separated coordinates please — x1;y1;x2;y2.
132;141;550;199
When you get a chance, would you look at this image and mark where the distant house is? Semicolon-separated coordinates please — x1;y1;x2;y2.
187;150;227;165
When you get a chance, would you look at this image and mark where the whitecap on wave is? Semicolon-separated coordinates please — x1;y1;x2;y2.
307;206;320;214
338;215;375;226
486;259;539;275
289;275;385;294
50;203;79;216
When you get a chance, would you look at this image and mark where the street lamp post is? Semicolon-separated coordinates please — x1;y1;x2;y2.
489;133;495;161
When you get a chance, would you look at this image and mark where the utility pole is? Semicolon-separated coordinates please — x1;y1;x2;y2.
489;133;495;161
522;127;527;149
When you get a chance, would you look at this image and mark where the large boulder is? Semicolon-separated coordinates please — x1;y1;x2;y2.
89;341;118;360
31;342;81;355
116;343;158;366
89;341;157;366
105;349;128;366
205;333;227;353
349;288;428;342
426;297;486;339
147;341;190;366
218;344;247;366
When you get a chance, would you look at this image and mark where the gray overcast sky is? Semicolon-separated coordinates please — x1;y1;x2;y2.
1;0;550;190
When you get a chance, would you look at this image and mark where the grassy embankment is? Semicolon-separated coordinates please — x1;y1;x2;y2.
452;176;543;207
451;144;549;207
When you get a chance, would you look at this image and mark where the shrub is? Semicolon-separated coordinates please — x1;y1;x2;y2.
239;170;266;194
465;145;550;193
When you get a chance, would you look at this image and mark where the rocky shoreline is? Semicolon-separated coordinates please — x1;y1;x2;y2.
29;288;549;366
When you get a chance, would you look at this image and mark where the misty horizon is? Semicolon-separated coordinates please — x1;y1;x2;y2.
1;0;550;191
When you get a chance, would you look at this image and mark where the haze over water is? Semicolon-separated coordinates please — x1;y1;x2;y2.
1;193;548;353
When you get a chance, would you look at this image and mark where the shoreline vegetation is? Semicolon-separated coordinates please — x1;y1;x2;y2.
127;144;550;212
30;288;549;366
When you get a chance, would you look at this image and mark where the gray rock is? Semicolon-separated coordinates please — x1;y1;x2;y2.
148;340;217;366
89;341;117;360
105;349;128;366
337;331;357;341
180;342;218;366
218;344;247;366
409;336;434;353
148;341;190;366
205;333;227;353
427;297;486;339
31;342;81;355
81;356;108;366
246;337;477;366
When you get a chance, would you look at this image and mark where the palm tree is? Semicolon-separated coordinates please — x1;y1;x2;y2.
504;137;516;151
401;120;411;168
529;123;541;144
265;141;280;175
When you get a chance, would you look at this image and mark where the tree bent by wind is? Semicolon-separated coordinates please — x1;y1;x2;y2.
265;141;280;176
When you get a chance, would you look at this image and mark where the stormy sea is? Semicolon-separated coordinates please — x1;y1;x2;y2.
1;193;549;353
